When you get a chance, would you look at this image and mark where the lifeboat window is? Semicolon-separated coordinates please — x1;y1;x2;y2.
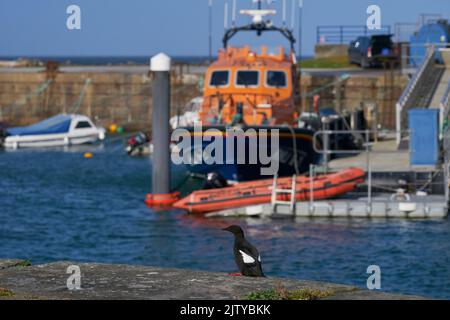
75;121;92;129
236;70;259;87
209;70;230;87
266;71;287;88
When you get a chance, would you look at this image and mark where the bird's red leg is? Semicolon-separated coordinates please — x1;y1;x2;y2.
228;272;242;276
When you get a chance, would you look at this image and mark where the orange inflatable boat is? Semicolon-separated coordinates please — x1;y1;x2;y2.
173;168;365;214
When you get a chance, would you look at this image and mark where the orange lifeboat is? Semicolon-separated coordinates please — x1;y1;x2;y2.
173;168;365;214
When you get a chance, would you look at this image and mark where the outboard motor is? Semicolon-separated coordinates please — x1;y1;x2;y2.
126;132;149;155
202;172;229;190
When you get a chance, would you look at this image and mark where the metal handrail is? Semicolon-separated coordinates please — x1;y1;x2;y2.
439;81;450;141
397;47;434;107
316;25;391;44
312;129;411;155
306;129;449;213
396;46;435;144
310;129;449;208
440;81;450;140
440;81;450;111
312;129;378;209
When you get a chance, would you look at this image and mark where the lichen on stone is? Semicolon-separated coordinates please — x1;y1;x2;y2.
243;282;334;300
0;288;15;298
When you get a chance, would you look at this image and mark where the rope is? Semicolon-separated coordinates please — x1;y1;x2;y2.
172;172;196;191
287;125;300;175
4;79;53;110
103;132;141;144
417;170;442;191
68;78;91;114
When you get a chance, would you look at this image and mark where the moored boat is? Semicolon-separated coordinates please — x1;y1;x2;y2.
2;114;106;149
173;167;365;214
174;1;320;183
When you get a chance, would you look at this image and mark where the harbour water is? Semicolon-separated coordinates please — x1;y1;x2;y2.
1;139;450;299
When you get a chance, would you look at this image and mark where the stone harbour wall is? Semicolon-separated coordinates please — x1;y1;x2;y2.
0;70;202;132
0;68;407;132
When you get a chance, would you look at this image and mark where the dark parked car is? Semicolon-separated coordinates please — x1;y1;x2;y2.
348;35;394;68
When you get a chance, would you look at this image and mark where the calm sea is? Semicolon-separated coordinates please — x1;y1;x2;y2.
1;139;450;299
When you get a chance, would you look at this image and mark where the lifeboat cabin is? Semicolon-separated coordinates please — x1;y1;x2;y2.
200;46;299;126
175;46;320;183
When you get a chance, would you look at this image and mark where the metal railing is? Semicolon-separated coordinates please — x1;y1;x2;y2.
316;25;391;44
394;14;444;43
399;42;450;71
440;80;450;140
394;22;419;43
395;46;435;145
442;129;450;202
311;129;450;208
313;129;411;207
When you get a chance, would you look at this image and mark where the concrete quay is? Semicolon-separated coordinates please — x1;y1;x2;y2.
0;259;427;300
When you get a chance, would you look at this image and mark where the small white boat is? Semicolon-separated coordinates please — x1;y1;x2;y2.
3;114;106;149
169;97;203;129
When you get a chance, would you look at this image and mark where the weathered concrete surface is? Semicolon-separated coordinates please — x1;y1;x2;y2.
0;260;426;300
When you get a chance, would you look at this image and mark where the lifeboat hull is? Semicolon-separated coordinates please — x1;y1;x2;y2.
175;125;321;183
173;168;365;214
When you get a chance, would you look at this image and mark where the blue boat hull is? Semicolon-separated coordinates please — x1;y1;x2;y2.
176;126;321;182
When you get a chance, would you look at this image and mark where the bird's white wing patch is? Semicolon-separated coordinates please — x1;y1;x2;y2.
258;255;261;262
239;250;256;264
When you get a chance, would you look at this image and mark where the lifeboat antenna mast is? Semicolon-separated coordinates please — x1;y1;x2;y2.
222;0;296;52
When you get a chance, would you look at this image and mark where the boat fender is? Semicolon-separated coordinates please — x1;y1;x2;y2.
145;192;181;207
398;202;417;213
390;189;411;201
416;190;428;197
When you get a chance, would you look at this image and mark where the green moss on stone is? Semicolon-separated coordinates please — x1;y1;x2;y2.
243;283;334;300
16;260;32;268
300;56;355;69
0;288;15;298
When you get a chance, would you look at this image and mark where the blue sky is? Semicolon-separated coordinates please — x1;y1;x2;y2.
0;0;449;57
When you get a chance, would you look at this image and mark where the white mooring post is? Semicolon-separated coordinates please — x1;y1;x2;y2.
150;53;171;197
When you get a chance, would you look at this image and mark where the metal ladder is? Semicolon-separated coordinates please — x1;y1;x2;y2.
271;175;297;216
